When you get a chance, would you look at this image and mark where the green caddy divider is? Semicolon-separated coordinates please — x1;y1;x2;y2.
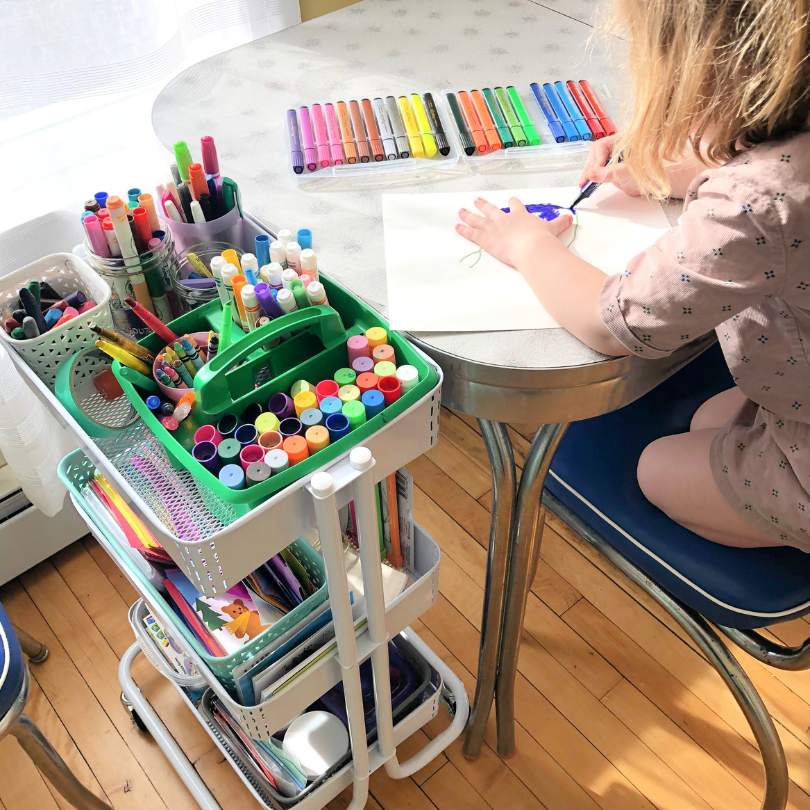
112;273;439;508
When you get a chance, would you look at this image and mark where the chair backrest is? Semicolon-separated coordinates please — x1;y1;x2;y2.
0;601;24;708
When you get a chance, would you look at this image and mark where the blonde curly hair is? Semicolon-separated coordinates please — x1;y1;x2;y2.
613;0;810;196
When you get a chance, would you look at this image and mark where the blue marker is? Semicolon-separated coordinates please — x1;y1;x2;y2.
219;464;245;490
146;395;161;411
255;234;271;268
530;84;565;143
81;210;95;221
554;81;591;141
542;83;579;142
319;396;343;416
361;389;385;419
325;413;351;441
206;174;219;217
127;187;142;206
94;191;108;209
297;229;312;250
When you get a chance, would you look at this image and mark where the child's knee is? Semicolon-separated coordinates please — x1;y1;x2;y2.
637;440;667;505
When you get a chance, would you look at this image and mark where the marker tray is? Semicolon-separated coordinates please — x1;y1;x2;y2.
113;281;439;510
442;85;591;174
286;90;462;188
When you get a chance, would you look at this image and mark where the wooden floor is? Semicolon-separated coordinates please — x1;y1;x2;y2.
3;408;810;810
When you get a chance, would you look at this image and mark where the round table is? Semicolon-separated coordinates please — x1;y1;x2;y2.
152;0;709;758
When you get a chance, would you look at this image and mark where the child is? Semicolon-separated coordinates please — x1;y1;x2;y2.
455;0;810;550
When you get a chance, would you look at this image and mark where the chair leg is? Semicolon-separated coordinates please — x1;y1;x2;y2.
717;626;810;671
544;490;790;810
10;715;113;810
12;624;49;663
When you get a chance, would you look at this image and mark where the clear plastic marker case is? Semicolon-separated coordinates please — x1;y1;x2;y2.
442;85;595;174
285;90;463;188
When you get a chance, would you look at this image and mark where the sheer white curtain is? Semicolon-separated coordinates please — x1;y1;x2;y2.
0;0;300;236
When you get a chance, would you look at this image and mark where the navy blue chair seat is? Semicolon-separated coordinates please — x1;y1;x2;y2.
0;602;25;719
547;342;810;630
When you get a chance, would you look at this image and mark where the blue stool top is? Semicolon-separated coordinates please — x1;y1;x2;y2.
0;602;25;721
547;342;810;630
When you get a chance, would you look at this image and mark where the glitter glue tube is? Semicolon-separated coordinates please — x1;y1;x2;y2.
261;262;284;290
270;241;287;269
241;284;262;330
306;280;328;307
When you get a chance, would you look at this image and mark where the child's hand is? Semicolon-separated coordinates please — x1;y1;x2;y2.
456;197;573;269
578;134;641;197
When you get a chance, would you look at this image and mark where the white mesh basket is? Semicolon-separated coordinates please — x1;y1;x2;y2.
0;253;113;391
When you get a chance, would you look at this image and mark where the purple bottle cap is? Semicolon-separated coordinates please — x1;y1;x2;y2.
192;440;220;472
269;392;295;420
351;356;375;374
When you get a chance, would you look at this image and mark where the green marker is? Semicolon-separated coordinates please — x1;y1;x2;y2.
173;140;193;182
482;88;514;148
495;87;527;146
507;86;541;146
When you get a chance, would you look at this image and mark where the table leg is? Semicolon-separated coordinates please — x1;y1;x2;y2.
495;423;568;757
462;420;516;760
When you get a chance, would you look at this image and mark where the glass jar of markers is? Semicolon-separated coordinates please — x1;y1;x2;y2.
171;241;244;314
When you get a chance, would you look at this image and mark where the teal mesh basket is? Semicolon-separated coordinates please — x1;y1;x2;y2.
58;448;328;695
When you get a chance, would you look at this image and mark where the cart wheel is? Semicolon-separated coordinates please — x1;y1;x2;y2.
440;684;456;718
120;691;150;734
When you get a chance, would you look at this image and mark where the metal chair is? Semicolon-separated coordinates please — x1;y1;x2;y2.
0;601;112;810
544;342;808;810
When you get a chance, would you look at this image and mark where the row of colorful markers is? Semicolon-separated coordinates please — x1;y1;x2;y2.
287;94;451;173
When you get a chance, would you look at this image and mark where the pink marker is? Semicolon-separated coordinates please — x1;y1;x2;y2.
311;104;331;168
324;103;345;165
299;107;317;172
200;136;221;185
160;189;176;216
83;215;110;258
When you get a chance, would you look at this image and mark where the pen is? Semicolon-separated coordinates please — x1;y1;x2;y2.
578;80;616;136
311;104;331;168
494;87;527;146
385;96;410;158
543;83;579;141
555;81;591;141
398;96;425;158
298;107;318;171
410;94;438;157
287;109;304;174
530;82;566;143
349;100;371;162
566;81;606;140
336;101;358;163
324;103;345;165
422;93;450;156
371;98;397;160
446;93;475;155
471;90;501;151
458;91;487;153
506;86;541;145
482;88;514;148
361;99;384;161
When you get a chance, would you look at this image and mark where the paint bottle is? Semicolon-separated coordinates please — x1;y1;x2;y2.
241;284;262;331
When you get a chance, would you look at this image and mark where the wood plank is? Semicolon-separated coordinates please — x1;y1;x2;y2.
407;455;581;616
193;747;263;809
82;534;140;606
422;762;493;810
425;436;492;500
423;505;621;700
0;736;62;810
9;569;197;810
438;408;492;475
369;762;438;810
420;596;656;810
329;787;384;809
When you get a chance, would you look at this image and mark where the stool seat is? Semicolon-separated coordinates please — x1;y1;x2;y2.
546;343;810;630
0;602;25;720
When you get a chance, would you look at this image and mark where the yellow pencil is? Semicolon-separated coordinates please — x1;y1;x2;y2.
95;339;151;375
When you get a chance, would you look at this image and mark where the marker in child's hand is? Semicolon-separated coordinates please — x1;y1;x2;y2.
570;154;622;209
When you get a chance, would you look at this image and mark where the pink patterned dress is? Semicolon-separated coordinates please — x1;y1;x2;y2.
600;132;810;549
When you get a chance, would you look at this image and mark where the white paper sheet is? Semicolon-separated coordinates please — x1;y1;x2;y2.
382;185;672;332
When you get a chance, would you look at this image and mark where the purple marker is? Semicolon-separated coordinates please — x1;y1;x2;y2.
269;392;295;420
180;278;217;289
255;281;283;318
352;356;375;375
299;107;317;172
192;440;220;472
287;109;304;175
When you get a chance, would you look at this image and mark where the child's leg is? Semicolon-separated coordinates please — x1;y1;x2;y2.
637;429;782;547
690;386;746;431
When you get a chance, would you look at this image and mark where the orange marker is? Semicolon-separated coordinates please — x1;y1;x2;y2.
231;275;249;330
305;425;330;453
361;99;384;161
471;90;502;151
458;91;487;153
283;435;309;465
348;101;371;163
336;101;358;164
138;193;160;232
188;163;209;200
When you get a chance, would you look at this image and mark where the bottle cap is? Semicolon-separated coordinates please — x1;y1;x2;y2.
338;384;360;403
315;379;340;403
325;413;351;441
258;430;283;452
268;392;295;419
256;412;280;434
333;368;356;387
342;399;367;430
347;335;371;364
291;380;316;398
300;248;317;272
261;262;284;287
246;462;272;487
283;435;309;465
279;417;304;438
374;361;396;378
366;326;388;348
372;344;395;365
195;425;223;447
300;408;324;428
361;389;385;418
305;425;330;452
217;414;241;439
265;448;290;473
240;443;265;471
379;374;402;405
319;396;343;416
351;356;374;374
396;364;419;393
297;229;313;250
146;395;161;410
192;441;219;471
217;438;241;465
234;424;258;447
356;372;379;394
294;390;318;417
218;464;245;490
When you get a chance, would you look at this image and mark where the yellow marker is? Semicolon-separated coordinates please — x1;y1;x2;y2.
365;326;388;348
294;390;317;417
255;412;280;434
410;94;438;157
187;252;212;278
95;339;151;375
397;96;425;158
221;249;241;270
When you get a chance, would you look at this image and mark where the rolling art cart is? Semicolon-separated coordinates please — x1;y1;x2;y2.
10;212;468;810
